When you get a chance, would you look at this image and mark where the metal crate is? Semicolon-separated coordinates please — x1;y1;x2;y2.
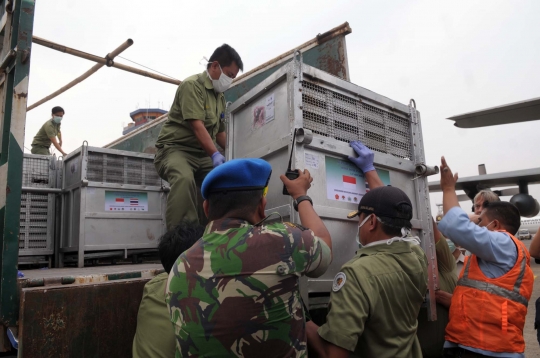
22;153;57;188
60;145;167;267
19;192;54;256
19;154;58;259
226;56;438;318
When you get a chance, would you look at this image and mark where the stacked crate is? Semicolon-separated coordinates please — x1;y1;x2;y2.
59;146;167;267
19;154;58;263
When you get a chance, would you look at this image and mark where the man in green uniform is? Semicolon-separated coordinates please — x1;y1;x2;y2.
154;44;243;230
132;221;204;358
30;106;67;156
166;158;333;357
306;141;428;358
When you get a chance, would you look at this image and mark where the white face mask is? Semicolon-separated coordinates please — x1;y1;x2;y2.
53;116;62;124
356;214;372;247
207;63;233;93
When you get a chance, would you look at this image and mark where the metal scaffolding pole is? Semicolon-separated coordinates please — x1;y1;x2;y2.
27;39;134;111
32;36;181;86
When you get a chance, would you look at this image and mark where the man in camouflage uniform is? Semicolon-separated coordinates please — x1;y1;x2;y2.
166;158;333;357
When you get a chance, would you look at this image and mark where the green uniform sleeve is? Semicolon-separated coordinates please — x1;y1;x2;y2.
44;122;56;138
318;266;369;352
436;236;456;274
176;81;206;122
218;120;225;133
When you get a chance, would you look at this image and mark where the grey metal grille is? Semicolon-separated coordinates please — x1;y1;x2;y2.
22;155;52;187
86;152;161;186
302;81;412;159
19;193;50;250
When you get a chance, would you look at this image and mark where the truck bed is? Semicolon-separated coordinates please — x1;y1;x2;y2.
17;263;164;358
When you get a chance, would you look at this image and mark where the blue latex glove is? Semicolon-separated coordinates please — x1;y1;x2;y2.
348;141;375;173
211;152;226;168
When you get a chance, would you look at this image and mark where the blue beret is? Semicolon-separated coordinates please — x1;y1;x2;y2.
201;158;272;199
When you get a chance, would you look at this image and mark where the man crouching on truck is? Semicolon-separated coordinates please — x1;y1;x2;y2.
307;141;428;358
154;44;243;230
30;106;67;156
166;158;333;357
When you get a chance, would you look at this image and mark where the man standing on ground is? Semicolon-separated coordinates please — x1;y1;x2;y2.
30;106;67;156
306;141;428;358
437;157;533;358
154;44;243;229
166;158;332;357
352;140;446;357
473;189;500;215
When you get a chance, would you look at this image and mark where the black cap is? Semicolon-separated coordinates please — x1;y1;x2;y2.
347;186;413;220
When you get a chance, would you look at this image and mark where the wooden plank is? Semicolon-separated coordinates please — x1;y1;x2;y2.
19;263;161;281
19;278;150;357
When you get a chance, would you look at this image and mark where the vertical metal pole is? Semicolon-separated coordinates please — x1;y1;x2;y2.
291;52;303;225
78;146;88;268
0;0;36;326
409;100;439;321
224;101;233;161
56;157;64;268
78;187;85;268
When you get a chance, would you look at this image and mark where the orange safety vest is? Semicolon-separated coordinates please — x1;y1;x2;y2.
445;231;533;353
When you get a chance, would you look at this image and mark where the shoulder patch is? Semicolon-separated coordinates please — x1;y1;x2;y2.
284;222;309;231
332;272;346;292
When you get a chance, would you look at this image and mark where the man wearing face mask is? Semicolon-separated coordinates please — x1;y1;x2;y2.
306;144;428;357
348;141;457;357
154;44;243;229
437;157;533;358
30;106;67;156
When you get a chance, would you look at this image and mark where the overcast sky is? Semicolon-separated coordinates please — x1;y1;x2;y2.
25;0;540;215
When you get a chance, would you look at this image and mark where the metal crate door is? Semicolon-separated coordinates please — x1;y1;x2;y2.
19;154;57;257
18;192;54;256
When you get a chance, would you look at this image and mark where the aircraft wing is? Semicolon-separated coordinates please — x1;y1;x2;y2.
447;97;540;128
429;168;540;199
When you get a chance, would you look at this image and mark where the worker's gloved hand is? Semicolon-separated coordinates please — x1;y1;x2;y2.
211;152;226;168
348;141;375;173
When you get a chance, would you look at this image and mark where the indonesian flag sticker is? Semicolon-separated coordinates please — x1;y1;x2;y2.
342;175;357;190
332;272;346;292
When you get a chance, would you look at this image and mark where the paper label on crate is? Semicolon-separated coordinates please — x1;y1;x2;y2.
305;152;320;169
252;93;275;130
325;156;391;203
105;191;148;211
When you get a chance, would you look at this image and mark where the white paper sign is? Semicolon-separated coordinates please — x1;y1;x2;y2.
265;93;275;124
305;153;320;169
